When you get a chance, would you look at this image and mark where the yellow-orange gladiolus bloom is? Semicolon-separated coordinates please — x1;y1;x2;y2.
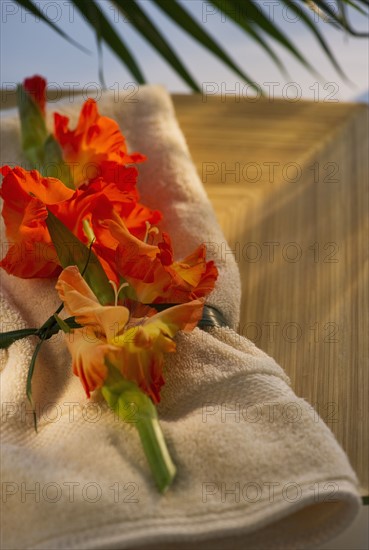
56;266;204;402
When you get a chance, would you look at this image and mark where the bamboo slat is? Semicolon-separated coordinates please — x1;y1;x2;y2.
172;94;369;497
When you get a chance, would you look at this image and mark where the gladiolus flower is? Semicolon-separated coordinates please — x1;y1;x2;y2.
0;165;161;280
23;75;47;116
0;166;74;278
62;174;162;282
76;169;161;240
56;266;203;401
94;209;218;304
54;99;145;187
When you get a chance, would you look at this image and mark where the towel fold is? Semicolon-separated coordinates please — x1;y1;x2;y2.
0;85;360;550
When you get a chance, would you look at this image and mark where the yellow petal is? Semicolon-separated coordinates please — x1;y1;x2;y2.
56;266;130;337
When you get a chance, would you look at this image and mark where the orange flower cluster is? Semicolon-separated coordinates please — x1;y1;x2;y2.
0;76;218;403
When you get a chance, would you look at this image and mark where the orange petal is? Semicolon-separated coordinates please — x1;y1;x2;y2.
54;99;145;187
66;328;113;397
0;166;74;205
56;266;98;305
56;266;129;337
0;168;68;278
0;241;60;278
147;298;205;337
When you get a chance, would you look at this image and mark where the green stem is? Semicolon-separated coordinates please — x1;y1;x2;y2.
102;369;176;493
26;339;45;432
0;328;38;349
136;415;176;493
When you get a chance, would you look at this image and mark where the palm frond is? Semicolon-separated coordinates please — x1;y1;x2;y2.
153;0;266;90
307;0;369;35
71;0;145;83
285;0;347;78
112;0;201;91
14;0;90;53
11;0;369;92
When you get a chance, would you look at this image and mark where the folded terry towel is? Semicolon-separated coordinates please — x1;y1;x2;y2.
0;86;361;550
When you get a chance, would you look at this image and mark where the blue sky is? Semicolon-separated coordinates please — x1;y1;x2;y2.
1;0;368;101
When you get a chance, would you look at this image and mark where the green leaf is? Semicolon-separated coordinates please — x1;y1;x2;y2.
53;314;73;333
26;339;44;432
0;328;38;349
64;317;83;329
341;0;368;15
13;0;91;54
71;0;145;83
153;0;262;92
0;316;81;349
46;210;115;306
102;365;176;493
284;0;347;79
17;84;48;166
353;0;369;7
17;86;74;187
222;0;319;77
311;0;369;36
50;314;81;335
95;22;107;89
42;135;74;189
113;0;200;92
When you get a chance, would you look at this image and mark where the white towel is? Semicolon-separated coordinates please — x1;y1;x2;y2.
0;86;361;550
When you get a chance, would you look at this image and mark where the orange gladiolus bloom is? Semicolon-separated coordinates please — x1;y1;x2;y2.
56;266;203;401
0;166;74;278
54;99;145;187
75;169;161;240
67;174;161;283
94;209;218;303
0;165;161;280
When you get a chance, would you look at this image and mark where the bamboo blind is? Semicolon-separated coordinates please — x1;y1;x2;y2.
172;94;369;497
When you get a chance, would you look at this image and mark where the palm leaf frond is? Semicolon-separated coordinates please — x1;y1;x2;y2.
305;0;369;35
113;0;201;91
71;0;145;83
11;0;369;92
285;0;347;79
153;0;264;91
14;0;90;53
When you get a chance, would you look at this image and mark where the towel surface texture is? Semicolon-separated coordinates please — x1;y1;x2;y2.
0;86;360;549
